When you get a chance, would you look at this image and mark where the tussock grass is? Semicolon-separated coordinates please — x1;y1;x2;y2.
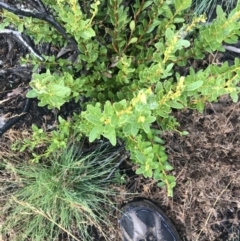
192;0;237;20
0;143;121;241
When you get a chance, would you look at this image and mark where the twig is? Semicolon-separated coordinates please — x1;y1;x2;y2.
196;179;232;241
0;29;44;60
33;0;47;12
0;1;79;54
223;45;240;54
0;98;31;137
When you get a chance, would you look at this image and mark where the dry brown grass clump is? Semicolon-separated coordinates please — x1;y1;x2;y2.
162;98;240;241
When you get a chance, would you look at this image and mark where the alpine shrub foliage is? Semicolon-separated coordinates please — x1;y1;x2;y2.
2;0;240;195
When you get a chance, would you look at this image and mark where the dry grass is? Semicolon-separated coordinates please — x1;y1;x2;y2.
113;96;240;241
164;97;240;241
1;97;240;241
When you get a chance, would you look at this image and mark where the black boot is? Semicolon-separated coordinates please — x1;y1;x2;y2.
119;200;181;241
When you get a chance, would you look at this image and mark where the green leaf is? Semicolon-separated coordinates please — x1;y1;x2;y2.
181;131;189;136
174;0;191;12
80;27;96;40
144;168;153;178
143;147;152;155
216;5;226;18
173;17;185;23
122;123;132;136
135;150;146;164
129;37;138;44
135;166;145;175
196;101;205;112
103;125;116;146
123;123;139;136
131;124;139;136
153;136;165;144
230;92;238;103
32;64;39;73
142;122;151;134
157;182;165;188
165;28;174;41
89;126;101;142
177;39;190;49
154;170;163;180
113;99;127;112
166;175;176;183
164;162;174;171
186;80;203;91
129;20;135;31
32;124;41;133
26;90;38;98
50;84;71;97
160;154;168;162
142;1;152;11
18;23;24;32
169;101;184;109
84;104;102;125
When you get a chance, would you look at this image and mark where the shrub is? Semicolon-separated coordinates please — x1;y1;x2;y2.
1;0;240;196
1;143;120;241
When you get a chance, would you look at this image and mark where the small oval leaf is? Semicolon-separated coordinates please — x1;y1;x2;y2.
186;80;203;91
129;20;135;31
129;37;138;44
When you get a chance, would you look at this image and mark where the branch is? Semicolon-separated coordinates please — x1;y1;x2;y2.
223;45;240;54
0;98;31;137
0;2;79;54
0;29;44;61
0;29;44;60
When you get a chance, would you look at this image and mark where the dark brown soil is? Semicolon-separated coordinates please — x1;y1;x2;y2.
1;5;240;241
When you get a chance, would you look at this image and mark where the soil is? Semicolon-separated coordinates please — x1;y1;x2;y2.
1;2;240;241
